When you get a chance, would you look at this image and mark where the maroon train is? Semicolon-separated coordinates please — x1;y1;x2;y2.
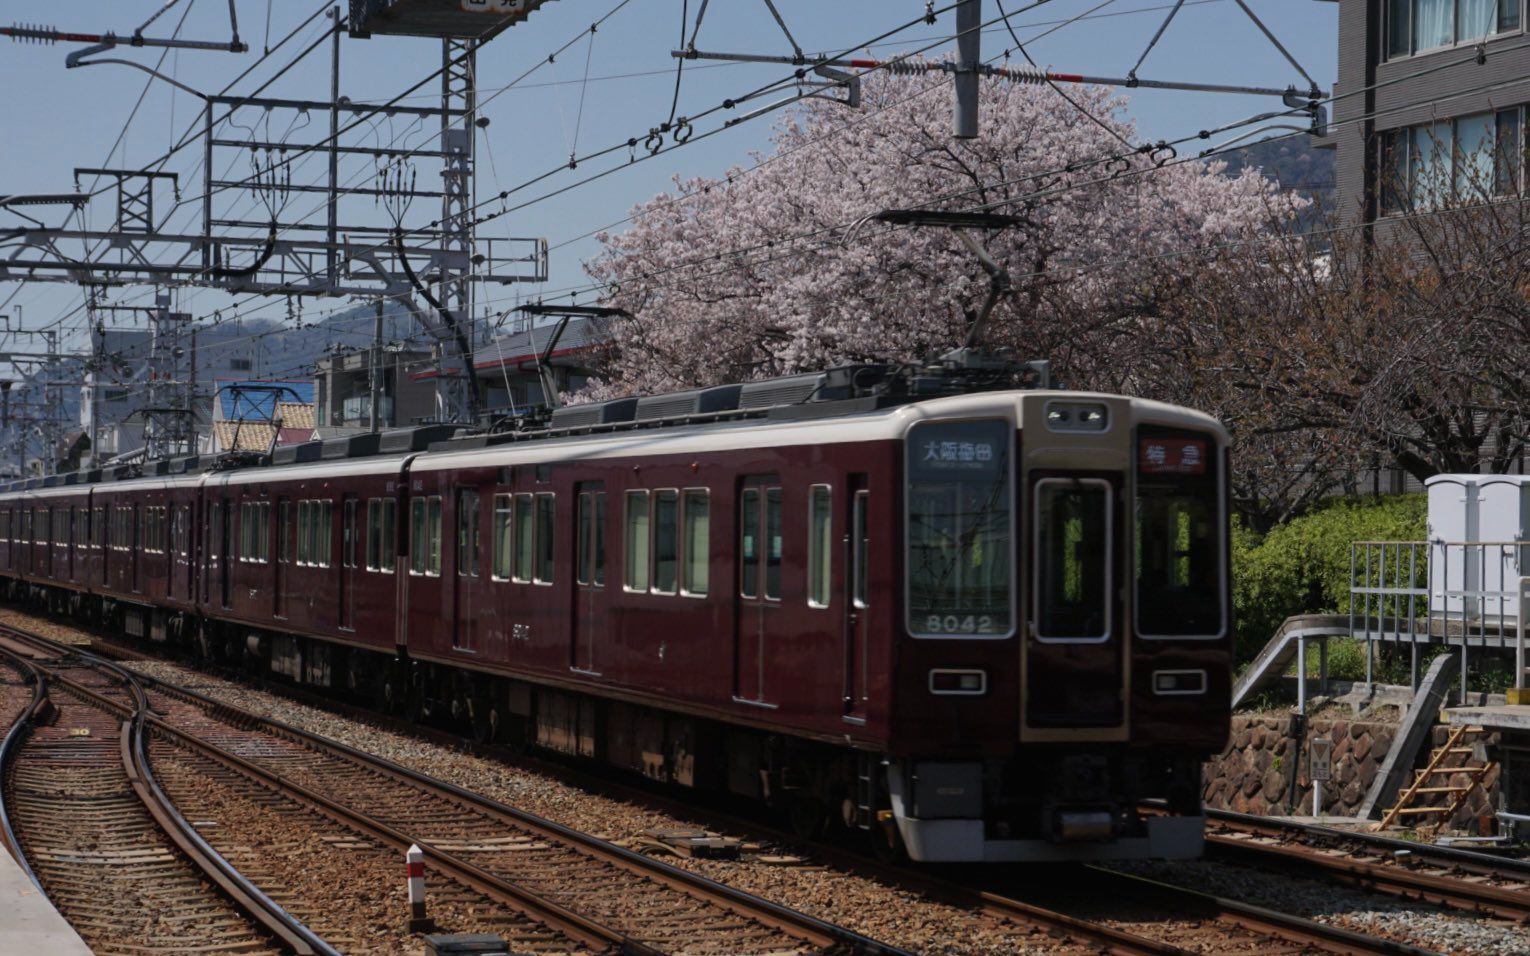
0;367;1230;862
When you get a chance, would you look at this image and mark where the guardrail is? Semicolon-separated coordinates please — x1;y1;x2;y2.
1350;540;1530;701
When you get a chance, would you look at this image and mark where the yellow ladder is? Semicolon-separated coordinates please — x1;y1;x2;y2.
1379;724;1496;832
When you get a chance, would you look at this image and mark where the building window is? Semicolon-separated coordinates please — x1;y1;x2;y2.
1387;0;1519;58
1379;108;1523;214
229;357;253;371
808;485;833;608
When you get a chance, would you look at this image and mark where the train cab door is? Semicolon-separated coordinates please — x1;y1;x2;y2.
571;484;606;674
340;496;359;630
1023;474;1127;737
735;477;782;704
274;499;289;618
843;480;871;722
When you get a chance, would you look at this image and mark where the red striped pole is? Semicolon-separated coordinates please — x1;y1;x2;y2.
405;844;434;933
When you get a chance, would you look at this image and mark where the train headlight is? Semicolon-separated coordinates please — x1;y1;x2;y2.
1044;401;1109;433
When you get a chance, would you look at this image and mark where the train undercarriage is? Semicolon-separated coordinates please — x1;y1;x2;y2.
6;579;1206;863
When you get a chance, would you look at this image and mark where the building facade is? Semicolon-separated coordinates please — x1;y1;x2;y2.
1330;0;1530;224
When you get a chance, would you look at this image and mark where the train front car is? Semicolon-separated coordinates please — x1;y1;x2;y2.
887;392;1230;862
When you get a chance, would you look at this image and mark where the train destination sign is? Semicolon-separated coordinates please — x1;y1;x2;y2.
1138;437;1207;476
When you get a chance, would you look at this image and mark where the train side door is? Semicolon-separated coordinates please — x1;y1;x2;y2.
735;477;781;704
219;499;232;608
274;499;289;618
340;495;359;630
451;489;477;651
571;483;606;673
843;480;871;721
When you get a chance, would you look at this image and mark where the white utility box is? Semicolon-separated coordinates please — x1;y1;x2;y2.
1425;474;1530;621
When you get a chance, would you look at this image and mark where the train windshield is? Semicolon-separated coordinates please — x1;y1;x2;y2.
906;419;1013;638
1135;428;1225;638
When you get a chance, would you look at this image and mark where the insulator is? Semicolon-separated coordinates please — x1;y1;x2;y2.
1002;66;1050;86
879;59;930;76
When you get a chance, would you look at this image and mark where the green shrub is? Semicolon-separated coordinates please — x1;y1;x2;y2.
1233;495;1426;663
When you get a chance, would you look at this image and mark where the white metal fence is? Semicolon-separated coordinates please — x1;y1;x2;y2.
1350;540;1530;699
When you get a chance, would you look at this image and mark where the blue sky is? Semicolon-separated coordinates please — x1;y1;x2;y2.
0;0;1337;356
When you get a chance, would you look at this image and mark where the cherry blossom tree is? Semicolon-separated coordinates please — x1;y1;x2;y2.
582;68;1303;398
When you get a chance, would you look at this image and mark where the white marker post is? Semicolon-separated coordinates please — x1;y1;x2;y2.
406;844;434;933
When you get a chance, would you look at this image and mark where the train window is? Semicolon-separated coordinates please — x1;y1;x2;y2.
410;499;426;574
492;494;514;580
853;490;870;608
765;488;783;601
456;491;479;577
408;496;440;576
367;498;397;572
740;489;759;598
576;492;607;586
380;499;396;572
319;501;334;568
535;494;555;584
1136;428;1225;639
653;490;679;595
513;494;534;583
298;501;312;564
344;499;360;570
625;491;650;591
1033;479;1112;643
808;485;832;608
278;501;290;564
906;419;1013;638
682;490;708;597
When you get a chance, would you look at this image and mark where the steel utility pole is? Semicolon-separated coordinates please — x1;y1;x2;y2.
954;0;981;139
370;298;383;434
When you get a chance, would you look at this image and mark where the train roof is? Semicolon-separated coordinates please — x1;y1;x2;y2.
0;363;1225;498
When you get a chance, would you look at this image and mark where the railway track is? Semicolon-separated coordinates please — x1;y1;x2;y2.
0;626;907;956
4;614;1460;956
1200;807;1530;922
0;646;333;956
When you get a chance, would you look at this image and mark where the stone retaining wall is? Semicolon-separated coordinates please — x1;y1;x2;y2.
1205;714;1501;830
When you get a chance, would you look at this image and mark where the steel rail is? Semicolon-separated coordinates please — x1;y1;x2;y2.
54;622;1422;956
0;651;47;889
4;626;904;956
0;645;337;956
1081;866;1442;956
1201;809;1530;922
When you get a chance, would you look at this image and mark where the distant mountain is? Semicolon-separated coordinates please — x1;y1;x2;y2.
1217;136;1336;218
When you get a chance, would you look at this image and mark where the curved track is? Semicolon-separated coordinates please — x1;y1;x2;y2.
0;646;333;955
0;626;906;956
